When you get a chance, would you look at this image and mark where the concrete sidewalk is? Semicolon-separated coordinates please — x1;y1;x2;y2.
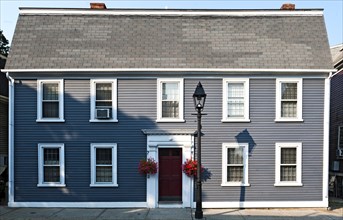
0;206;342;220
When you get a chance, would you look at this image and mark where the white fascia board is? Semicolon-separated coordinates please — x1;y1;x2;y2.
2;68;336;73
19;8;323;17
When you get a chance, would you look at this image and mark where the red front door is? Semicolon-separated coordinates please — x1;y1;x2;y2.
158;148;182;202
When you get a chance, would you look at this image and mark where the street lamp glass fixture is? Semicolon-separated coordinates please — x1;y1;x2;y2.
193;82;207;110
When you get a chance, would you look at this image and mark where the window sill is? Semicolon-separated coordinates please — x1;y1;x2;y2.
274;119;304;122
221;119;251;123
36;119;65;123
221;183;250;187
156;119;185;123
37;183;66;187
90;183;118;187
89;119;118;123
274;182;303;187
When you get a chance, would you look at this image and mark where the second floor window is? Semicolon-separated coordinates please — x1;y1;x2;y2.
222;78;250;122
157;79;184;122
90;79;117;122
276;79;303;122
37;79;64;122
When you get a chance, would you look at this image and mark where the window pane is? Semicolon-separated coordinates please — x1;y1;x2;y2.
228;83;244;98
227;83;244;117
339;127;343;148
281;83;297;99
281;101;297;117
162;82;179;101
43;83;58;100
96;83;112;100
44;166;60;182
44;148;59;165
43;102;59;118
96;148;112;165
96;166;112;182
281;148;296;164
228;99;244;117
280;166;296;181
162;101;179;118
227;148;243;164
227;166;243;182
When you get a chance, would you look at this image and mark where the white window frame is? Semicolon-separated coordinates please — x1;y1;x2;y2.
37;79;64;122
221;143;250;186
90;79;118;122
90;143;118;187
156;78;184;122
275;142;303;186
38;143;65;187
222;78;250;122
275;78;303;122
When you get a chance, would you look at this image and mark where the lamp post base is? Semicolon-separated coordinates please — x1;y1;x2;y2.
195;210;203;219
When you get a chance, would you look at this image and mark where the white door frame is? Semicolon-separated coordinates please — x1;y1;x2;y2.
146;134;194;208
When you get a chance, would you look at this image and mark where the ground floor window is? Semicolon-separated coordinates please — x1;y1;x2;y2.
38;143;65;187
221;143;249;186
275;142;302;186
90;143;118;187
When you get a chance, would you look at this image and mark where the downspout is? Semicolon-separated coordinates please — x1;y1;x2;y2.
322;72;331;207
6;72;14;205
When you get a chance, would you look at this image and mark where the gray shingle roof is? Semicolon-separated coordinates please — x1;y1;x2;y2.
5;9;333;70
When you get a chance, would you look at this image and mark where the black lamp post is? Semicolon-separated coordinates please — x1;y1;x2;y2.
193;82;206;219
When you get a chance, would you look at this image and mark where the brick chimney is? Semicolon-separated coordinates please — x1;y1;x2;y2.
280;3;295;10
90;3;107;9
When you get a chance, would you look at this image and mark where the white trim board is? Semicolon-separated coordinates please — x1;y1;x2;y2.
19;8;324;16
9;202;147;208
2;68;336;73
200;201;328;208
8;201;327;208
322;77;330;206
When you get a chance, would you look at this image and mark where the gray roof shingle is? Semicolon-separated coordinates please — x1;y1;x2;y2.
5;9;333;70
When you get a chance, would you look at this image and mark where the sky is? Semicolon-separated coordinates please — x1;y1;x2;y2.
0;0;342;47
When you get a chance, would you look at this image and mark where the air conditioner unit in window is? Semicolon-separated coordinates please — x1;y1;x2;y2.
337;149;343;157
96;108;110;119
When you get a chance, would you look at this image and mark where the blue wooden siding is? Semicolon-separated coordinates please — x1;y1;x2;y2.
14;77;324;202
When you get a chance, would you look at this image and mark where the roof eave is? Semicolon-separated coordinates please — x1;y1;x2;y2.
1;68;336;73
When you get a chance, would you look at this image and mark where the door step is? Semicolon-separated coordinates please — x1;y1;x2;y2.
158;201;183;208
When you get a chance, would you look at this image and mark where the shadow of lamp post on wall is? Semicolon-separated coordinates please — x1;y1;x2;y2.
192;82;206;219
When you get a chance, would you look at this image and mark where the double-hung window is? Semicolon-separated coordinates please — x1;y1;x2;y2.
222;78;250;122
90;79;117;122
38;143;65;187
90;143;118;187
275;142;302;186
37;79;64;122
157;79;184;122
275;79;303;122
222;143;249;186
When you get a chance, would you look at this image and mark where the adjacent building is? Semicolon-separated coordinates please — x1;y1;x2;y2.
329;44;343;198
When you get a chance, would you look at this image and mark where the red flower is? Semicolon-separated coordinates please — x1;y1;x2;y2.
138;158;158;175
182;159;204;177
